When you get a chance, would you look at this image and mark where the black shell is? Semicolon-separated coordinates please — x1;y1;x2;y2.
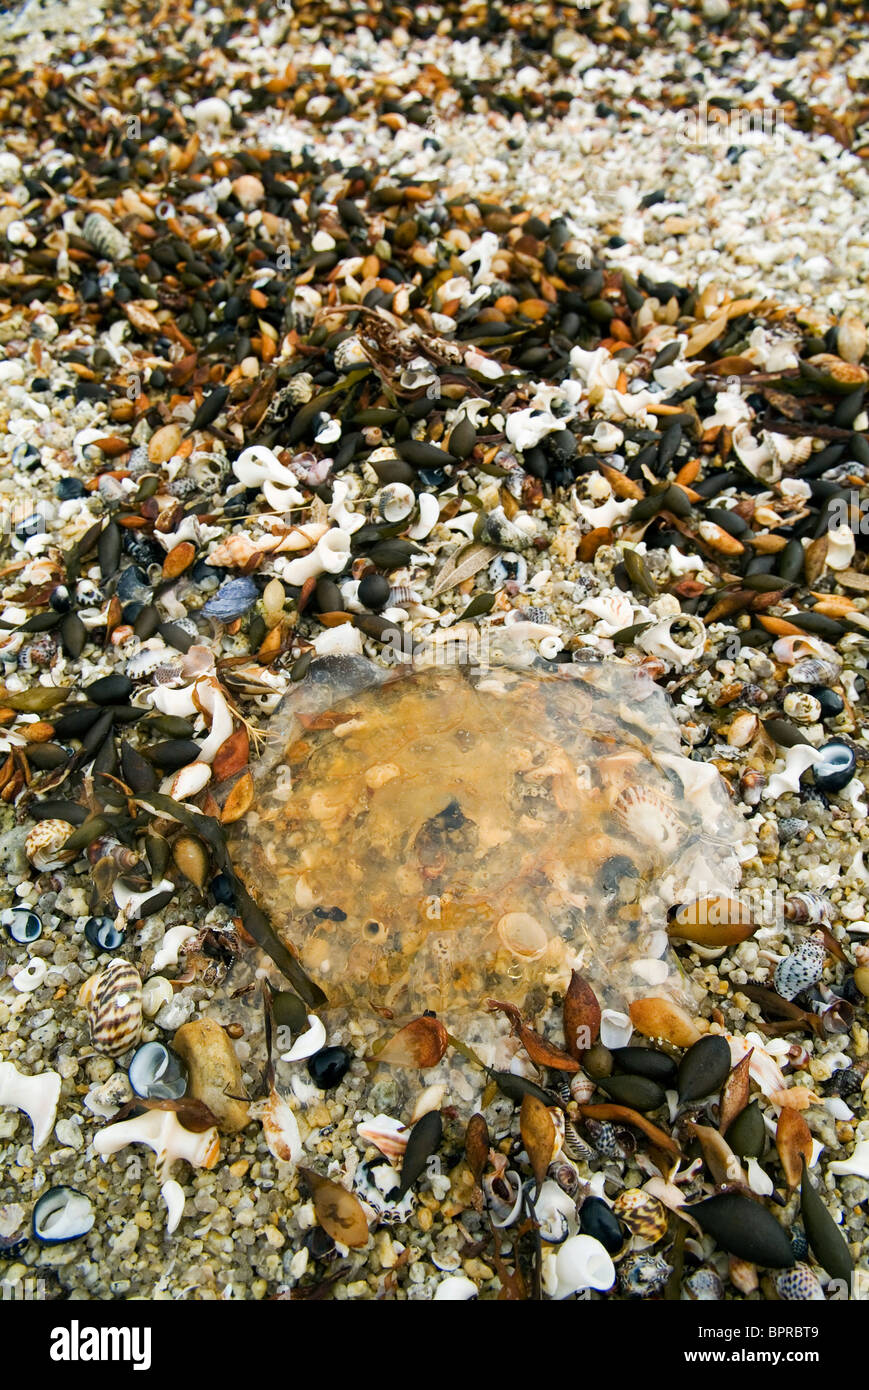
689;1193;795;1268
579;1196;625;1254
84;916;125;952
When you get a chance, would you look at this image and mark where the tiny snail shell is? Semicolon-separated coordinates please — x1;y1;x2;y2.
377;482;416;523
1;907;42;944
84;959;143;1057
32;1187;94;1244
25;818;76;871
783;691;822;725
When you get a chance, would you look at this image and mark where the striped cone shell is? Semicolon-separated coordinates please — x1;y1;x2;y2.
85;960;143;1057
613;1188;668;1248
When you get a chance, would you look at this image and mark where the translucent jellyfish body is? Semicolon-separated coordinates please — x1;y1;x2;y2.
231;656;746;1023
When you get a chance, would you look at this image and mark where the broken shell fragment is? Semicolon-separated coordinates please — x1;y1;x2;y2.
32;1187;94;1244
0;1058;61;1151
94;1107;220;1182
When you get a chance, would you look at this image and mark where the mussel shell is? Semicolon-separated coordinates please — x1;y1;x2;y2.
128;1040;188;1100
598;1074;666;1112
677;1035;732;1103
579;1196;625;1254
725;1100;766;1158
610;1046;677;1086
1;907;42;944
689;1193;795;1268
84;916;125;952
33;1187;95;1244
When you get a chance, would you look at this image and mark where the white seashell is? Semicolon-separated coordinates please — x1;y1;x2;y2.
150;683;198;718
312;623;364;658
193;97;232;131
141;976;174;1017
192;678;233;764
411;1085;446;1123
163;761;211;801
551;1234;616;1298
667;546;704;576
280;528;352;585
357;1114;409;1162
535;1179;579;1244
334;335;369;371
486;1169;524;1228
408;493;440;540
280;1014;327;1062
327;478;365;534
25;818;76;871
496;912;548;961
659;753;720;812
726;1032;787;1099
746;1157;774;1197
94;1107;219;1181
600;1009;633;1050
763;745;824;799
637;614;706;669
633;958;670;986
433;1275;478;1301
732;422;775;480
261;1085;302;1164
578;587;635;636
12;957;48;992
377;482;415;523
113;877;174;921
0;1058;61;1150
574;495;634;529
233;445;304;504
826;523;856;572
613;784;682;853
152;926;197;972
829;1139;869;1181
772;634;840;668
161;1178;185;1234
570;1073;596;1103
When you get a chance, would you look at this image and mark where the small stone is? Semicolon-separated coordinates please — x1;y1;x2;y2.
173;1017;250;1134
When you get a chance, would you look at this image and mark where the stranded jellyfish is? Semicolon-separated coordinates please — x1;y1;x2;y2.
231;655;746;1023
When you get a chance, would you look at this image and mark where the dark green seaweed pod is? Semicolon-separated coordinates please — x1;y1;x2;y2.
800;1158;853;1283
393;1110;443;1199
677;1035;732;1103
689;1193;795;1267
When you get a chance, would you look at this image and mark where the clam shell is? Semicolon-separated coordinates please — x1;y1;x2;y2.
85;959;143;1057
25;818;76;871
613;785;681;853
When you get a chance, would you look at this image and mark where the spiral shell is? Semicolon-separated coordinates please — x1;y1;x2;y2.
284;372;314;406
82;212;131;262
618;1251;673;1297
334;335;369;371
25;819;76;872
82;960;143;1057
612;1189;668;1248
377;482;415;523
